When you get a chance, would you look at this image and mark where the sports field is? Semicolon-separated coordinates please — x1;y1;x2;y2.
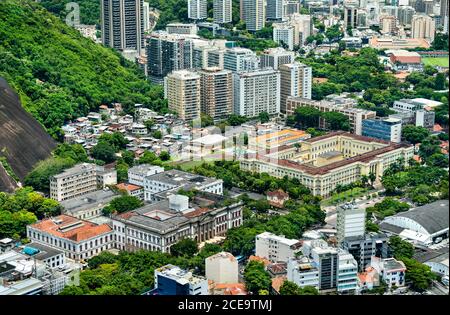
422;57;449;67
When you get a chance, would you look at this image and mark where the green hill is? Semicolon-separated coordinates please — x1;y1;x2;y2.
0;0;165;140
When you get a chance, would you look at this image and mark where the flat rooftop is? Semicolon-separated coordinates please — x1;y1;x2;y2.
60;189;118;214
145;169;222;187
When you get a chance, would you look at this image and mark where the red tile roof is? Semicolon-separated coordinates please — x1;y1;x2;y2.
30;215;112;242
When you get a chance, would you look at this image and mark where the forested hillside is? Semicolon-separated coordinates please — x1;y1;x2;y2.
0;0;165;140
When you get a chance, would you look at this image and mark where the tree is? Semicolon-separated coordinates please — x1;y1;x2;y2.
389;236;414;260
402;257;436;292
292;106;322;128
279;280;299;295
368;172;376;187
159;151;170;161
144;119;155;132
321;111;350;131
91;141;116;164
401;125;431;145
152;130;162;139
98;132;129;151
259;111;270;123
53;144;88;162
243;261;271;294
121;150;135;167
103;196;143;215
170;238;198;257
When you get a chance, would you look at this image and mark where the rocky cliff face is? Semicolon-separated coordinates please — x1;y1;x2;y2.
0;77;56;191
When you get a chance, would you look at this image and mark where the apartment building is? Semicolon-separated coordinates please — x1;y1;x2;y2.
50;163;98;202
255;232;302;263
279;63;312;113
213;0;232;24
337;250;359;293
266;0;284;21
241;0;266;31
153;264;208;295
283;0;299;19
199;67;233;120
164;70;201;121
411;14;435;43
60;189;118;220
287;257;320;289
362;117;402;143
240;132;414;197
286;97;376;135
188;0;208;20
112;192;243;253
288;13;312;46
27;215;114;262
371;257;406;288
223;47;259;72
233;69;281;118
147;32;194;84
272;23;295;50
101;0;145;56
336;203;366;244
205;252;239;284
259;47;295;70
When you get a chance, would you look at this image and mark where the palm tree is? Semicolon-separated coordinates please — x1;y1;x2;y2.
368;172;376;187
361;175;369;187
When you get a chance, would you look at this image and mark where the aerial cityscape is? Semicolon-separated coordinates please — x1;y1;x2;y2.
0;0;449;300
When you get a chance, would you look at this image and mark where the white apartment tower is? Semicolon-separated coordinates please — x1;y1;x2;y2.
273;23;295;50
188;0;208;20
101;0;145;56
279;62;312;113
213;0;233;24
411;14;436;43
223;47;259;72
336;203;366;244
259;47;295;70
233;69;281;118
241;0;266;31
164;70;201;121
255;232;300;262
205;252;239;284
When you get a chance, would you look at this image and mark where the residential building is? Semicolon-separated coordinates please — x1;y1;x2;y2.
288;13;312;46
143;1;150;32
223;47;259;72
241;0;266;31
337;250;359;293
96;165;118;188
60;189;118;220
380;15;398;34
267;0;284;21
154;264;208;295
266;189;289;208
255;232;301;263
101;0;145;57
0;277;44;296
341;233;390;272
336;203;366;244
50;163;98;202
344;5;358;29
128;164;164;186
164;70;201;121
283;0;300;19
213;0;232;24
199;67;233;120
286;97;376;135
287;257;320;289
143;169;223;202
272;23;295;50
205;252;239;284
371;257;406;288
301;240;339;291
260;47;295;70
112;192;243;252
166;23;198;35
233;69;281;118
188;0;208;20
397;5;416;26
411;14;435;43
362;117;402;143
116;183;144;200
147;32;194;84
390;99;436;130
27;215;114;262
240;131;414;197
279;62;312;113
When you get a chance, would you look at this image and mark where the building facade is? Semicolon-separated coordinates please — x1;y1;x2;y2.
241;0;266;31
336;203;366;244
279;63;312;113
361;117;402;143
213;0;232;24
199;67;233;120
255;232;301;262
188;0;208;20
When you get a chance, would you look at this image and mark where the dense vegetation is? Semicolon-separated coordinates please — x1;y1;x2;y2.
0;0;165;139
286;106;350;131
0;187;62;239
40;0;100;25
366;198;410;220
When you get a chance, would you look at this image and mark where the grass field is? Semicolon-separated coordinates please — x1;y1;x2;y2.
167;160;213;171
422;57;449;67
